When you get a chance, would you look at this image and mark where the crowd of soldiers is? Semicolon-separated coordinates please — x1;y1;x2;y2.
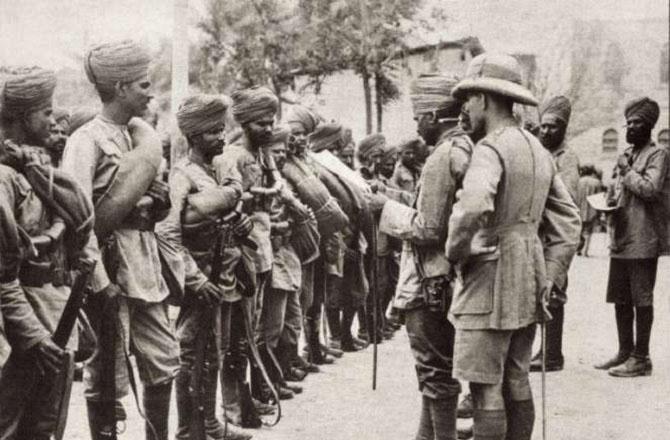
0;37;667;440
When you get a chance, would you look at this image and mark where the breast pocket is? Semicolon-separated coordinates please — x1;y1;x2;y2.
452;259;496;315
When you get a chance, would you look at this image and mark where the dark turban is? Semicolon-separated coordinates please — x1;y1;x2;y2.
409;73;461;117
357;133;386;160
397;136;425;153
1;67;57;117
177;94;227;137
286;105;322;134
84;40;151;88
625;97;660;128
231;86;278;125
540;95;571;126
309;123;343;153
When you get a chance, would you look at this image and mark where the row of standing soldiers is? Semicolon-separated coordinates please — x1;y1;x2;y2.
1;39;667;440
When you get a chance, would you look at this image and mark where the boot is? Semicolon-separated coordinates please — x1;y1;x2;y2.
175;371;192;440
276;340;306;382
416;396;434;440
292;353;320;373
204;368;227;439
143;382;172;440
472;409;506;440
86;400;117;440
321;343;343;358
429;395;458;440
595;304;634;370
530;305;564;372
504;399;534;440
325;306;342;349
305;317;333;365
222;351;261;429
340;305;361;352
608;355;652;377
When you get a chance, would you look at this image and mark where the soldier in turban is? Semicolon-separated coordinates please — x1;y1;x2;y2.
596;97;668;378
214;86;281;426
378;144;398;181
157;94;253;440
0;67;83;440
286;105;322;158
62;40;179;440
357;133;386;181
364;70;475;439
529;95;580;374
336;127;355;169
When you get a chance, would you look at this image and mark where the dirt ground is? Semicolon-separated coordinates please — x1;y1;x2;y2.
63;232;670;440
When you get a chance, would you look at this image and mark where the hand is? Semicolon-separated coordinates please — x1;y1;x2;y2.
97;283;122;302
540;282;554;322
232;214;253;238
365;191;389;213
616;155;630;174
34;337;65;373
197;281;223;305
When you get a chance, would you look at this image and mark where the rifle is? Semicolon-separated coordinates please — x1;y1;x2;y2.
23;257;95;440
190;201;247;440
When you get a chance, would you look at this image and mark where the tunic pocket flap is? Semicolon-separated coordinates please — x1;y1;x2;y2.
452;259;496;315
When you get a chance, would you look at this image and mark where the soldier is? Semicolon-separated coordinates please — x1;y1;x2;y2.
391;137;424;193
0;67;91;440
213;86;280;425
366;72;473;440
62;40;179;440
595;97;668;377
530;96;580;373
155;94;253;440
445;53;580;440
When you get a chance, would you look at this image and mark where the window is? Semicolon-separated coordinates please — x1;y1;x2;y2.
602;128;619;152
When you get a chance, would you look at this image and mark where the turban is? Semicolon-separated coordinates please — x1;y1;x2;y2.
409;73;461;117
396;136;425;153
231;86;278;125
309;123;342;153
69;107;98;134
84;40;151;87
1;67;57;117
540;95;571;126
382;145;398;162
625;97;660;128
53;107;70;124
177;94;227;137
286;105;322;134
357;133;386;160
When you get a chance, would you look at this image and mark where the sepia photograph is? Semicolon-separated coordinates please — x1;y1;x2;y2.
0;1;668;439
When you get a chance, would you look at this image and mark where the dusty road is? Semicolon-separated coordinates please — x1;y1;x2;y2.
63;233;669;440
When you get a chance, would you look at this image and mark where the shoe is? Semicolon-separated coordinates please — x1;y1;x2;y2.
457;394;473;419
352;336;369;348
594;351;630;370
529;353;564;372
457;425;473;439
293;355;320;373
341;339;361;352
252;398;276;416
223;424;253;440
608;356;652;377
314;353;335;365
322;343;343;358
329;339;342;351
282;382;303;394
284;367;307;382
277;385;295;400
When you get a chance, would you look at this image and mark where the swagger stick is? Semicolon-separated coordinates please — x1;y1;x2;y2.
541;320;547;440
371;222;379;390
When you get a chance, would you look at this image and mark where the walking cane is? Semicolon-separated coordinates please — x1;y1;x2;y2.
371;223;379;391
541;319;547;440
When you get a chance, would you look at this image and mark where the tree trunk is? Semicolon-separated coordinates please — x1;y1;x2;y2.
362;71;373;135
374;72;383;132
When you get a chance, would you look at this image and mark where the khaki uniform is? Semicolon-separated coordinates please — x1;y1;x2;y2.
552;142;580;203
379;128;473;399
62;116;179;401
0;164;77;439
445;126;580;385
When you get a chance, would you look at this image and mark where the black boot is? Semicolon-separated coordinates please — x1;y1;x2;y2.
340;305;361;351
634;306;654;359
204;368;226;439
429;395;458;440
221;352;262;429
325;306;342;348
504;399;534;440
86;400;117;440
143;382;172;440
416;395;434;440
305;317;333;365
175;371;192;440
